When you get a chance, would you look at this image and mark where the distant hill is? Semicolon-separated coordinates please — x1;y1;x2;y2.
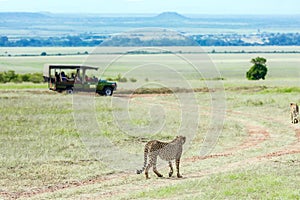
154;12;189;20
0;12;49;19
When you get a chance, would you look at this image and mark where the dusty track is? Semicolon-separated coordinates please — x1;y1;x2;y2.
1;95;300;199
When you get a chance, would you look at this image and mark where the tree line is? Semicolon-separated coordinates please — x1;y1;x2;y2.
0;35;104;47
194;33;300;46
1;32;300;47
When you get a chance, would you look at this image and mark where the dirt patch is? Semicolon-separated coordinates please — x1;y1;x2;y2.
184;153;233;162
0;173;129;200
186;124;270;163
261;149;300;159
114;93;172;99
115;87;211;96
226;125;270;153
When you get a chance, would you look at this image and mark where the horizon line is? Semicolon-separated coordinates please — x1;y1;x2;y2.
0;11;300;16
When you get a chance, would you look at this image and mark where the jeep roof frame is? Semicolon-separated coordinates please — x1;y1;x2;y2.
43;64;99;83
43;64;98;78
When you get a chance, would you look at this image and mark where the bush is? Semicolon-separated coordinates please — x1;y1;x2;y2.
5;70;18;82
0;71;44;83
12;75;23;83
129;77;137;82
28;73;44;83
0;70;18;83
21;74;30;82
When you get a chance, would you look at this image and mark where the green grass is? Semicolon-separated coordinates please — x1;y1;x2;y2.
1;85;299;199
0;91;114;193
0;83;48;90
0;47;300;199
131;167;300;199
1;47;300;80
260;86;300;94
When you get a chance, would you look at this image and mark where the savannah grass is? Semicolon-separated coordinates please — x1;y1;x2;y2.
0;47;299;199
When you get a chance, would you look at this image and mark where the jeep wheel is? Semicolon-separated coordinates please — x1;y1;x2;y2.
66;88;73;94
104;87;113;96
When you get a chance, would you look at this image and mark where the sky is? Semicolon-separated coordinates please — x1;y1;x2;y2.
0;0;299;15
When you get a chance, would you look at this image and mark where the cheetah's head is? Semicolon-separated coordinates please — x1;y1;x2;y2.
175;135;186;145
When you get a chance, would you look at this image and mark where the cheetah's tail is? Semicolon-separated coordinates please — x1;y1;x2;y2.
136;142;149;174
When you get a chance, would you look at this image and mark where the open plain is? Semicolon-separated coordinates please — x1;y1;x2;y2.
0;47;299;199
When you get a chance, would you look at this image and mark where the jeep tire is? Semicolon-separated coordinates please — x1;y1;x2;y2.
103;87;113;96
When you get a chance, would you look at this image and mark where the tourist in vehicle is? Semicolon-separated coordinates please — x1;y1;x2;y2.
61;71;67;81
69;73;76;81
55;72;60;82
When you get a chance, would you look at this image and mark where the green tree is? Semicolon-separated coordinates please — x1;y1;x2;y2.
41;52;47;56
246;57;268;80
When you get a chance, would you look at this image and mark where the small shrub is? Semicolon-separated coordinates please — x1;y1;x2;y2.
106;74;127;82
118;77;127;82
130;77;137;82
116;74;127;82
212;77;226;80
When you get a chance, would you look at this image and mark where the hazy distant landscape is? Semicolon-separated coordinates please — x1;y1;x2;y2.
1;12;300;47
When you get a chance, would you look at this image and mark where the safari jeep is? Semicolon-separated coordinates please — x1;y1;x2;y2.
43;64;117;96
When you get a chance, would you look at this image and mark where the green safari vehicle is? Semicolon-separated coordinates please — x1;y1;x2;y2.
43;64;117;96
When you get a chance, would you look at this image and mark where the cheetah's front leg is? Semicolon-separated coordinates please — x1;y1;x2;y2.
176;159;183;178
